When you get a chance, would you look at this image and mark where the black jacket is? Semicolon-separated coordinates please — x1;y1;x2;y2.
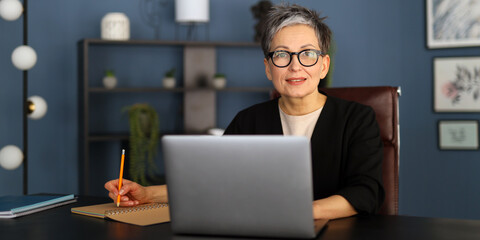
224;96;385;214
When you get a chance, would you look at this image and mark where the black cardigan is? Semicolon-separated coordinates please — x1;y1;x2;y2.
224;96;385;214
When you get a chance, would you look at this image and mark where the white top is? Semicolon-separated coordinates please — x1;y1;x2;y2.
279;105;323;140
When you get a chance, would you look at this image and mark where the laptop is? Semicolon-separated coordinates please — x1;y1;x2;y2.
162;135;328;239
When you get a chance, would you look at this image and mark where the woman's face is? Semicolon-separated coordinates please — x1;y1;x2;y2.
264;24;330;99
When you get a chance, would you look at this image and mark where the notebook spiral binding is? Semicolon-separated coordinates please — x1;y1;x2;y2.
105;203;169;216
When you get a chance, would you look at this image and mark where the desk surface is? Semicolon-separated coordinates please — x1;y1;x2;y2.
1;196;480;240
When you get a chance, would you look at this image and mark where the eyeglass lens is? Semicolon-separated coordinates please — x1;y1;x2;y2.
271;50;320;67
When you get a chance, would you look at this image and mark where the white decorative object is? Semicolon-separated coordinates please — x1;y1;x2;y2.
27;95;48;120
102;70;118;89
207;128;225;136
212;75;226;89
163;77;176;89
103;76;117;89
0;145;23;170
101;12;130;40
11;45;37;70
0;0;23;21
163;68;176;89
175;0;209;23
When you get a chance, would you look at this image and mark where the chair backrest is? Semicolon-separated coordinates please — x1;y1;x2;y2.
270;86;400;215
319;86;400;215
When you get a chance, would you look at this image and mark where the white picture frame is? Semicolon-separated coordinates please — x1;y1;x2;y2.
427;0;480;49
433;56;480;112
438;120;479;150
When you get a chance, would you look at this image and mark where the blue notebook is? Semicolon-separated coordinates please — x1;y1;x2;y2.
0;194;76;218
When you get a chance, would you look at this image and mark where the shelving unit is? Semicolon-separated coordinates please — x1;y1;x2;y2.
88;87;272;93
78;39;272;195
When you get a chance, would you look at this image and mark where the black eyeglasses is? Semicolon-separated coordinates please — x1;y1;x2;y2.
267;49;324;68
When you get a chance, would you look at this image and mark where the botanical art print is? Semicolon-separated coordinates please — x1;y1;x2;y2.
438;120;479;150
434;57;480;112
427;0;480;48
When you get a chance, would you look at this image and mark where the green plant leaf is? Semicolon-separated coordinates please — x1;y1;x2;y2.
214;73;225;78
105;70;115;77
165;68;176;78
124;103;160;186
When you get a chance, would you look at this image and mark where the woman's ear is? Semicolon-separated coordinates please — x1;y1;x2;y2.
264;58;272;81
319;54;330;79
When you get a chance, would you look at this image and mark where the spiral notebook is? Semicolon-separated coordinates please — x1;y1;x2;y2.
71;202;170;226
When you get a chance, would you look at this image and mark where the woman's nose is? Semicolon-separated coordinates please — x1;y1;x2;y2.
288;55;302;71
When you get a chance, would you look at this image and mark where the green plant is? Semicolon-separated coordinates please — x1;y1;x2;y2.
214;73;225;78
105;69;115;77
165;68;176;78
122;103;159;186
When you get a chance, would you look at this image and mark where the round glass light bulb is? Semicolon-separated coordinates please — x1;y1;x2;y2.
11;45;37;70
27;95;48;119
0;0;23;21
0;145;23;170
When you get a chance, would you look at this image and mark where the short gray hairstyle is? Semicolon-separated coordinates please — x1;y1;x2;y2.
260;4;332;58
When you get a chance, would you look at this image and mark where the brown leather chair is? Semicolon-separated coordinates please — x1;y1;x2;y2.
319;86;400;215
271;86;400;215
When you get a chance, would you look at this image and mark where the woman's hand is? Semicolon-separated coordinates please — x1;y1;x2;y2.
104;179;169;207
104;179;151;207
312;195;357;219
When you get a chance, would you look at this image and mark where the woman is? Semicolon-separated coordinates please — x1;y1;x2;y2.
105;4;384;220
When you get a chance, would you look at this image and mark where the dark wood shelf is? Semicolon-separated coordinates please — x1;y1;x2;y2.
88;87;185;93
218;87;273;92
88;87;273;93
88;132;170;142
81;39;261;48
88;133;129;142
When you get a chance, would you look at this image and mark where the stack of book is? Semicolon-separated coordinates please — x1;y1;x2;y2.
0;194;76;218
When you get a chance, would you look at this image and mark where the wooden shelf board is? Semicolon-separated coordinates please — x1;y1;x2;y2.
81;39;261;48
88;132;169;142
88;87;273;93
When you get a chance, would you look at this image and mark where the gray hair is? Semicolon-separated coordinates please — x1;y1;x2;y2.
260;4;332;58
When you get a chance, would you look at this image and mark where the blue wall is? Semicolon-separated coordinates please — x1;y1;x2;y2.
1;0;479;220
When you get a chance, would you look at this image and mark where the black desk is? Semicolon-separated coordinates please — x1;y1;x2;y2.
1;196;480;240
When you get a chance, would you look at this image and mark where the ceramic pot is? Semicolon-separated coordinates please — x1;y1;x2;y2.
103;75;118;89
163;77;176;89
212;77;226;89
101;12;130;40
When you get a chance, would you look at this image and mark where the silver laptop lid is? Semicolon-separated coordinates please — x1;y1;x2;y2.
163;135;317;239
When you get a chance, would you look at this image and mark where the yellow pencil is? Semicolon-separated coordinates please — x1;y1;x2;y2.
116;149;125;207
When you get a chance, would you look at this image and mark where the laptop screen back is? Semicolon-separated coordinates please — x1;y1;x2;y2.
162;135;317;239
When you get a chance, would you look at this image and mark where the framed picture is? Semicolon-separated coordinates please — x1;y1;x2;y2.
433;56;480;112
438;120;479;150
427;0;480;48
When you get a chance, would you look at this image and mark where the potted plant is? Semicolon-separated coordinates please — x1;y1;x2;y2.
163;68;176;89
212;73;226;89
102;70;118;89
122;103;159;186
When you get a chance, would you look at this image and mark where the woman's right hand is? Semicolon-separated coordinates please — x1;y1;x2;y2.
104;179;151;207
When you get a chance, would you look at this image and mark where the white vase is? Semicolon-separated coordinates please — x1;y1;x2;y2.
163;77;176;89
212;77;226;89
101;12;130;40
103;75;118;89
